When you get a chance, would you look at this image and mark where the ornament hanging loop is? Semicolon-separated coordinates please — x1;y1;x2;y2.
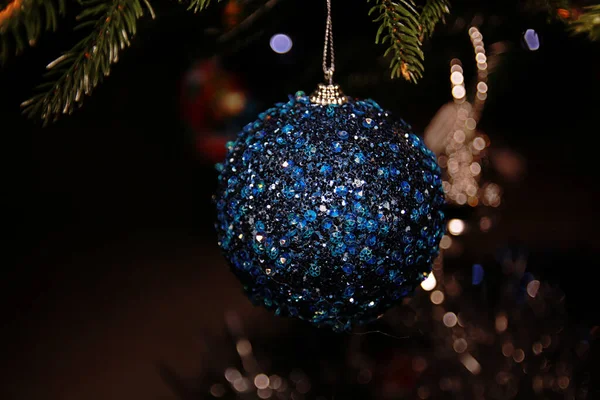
311;0;348;105
324;69;334;85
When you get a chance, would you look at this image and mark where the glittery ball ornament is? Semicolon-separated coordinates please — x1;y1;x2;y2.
214;91;445;332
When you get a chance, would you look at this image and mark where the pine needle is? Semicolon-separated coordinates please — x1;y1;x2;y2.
185;0;222;13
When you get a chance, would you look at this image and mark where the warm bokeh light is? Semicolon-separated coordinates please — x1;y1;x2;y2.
451;71;464;85
527;280;541;298
210;383;226;398
430;290;445;304
220;91;247;115
439;234;452;249
421;273;437;291
460;353;482;375
254;374;270;389
447;219;465;235
451;85;466;99
472;136;486;151
479;216;492;232
453;338;468;353
236;338;252;356
443;312;458;327
495;313;508;333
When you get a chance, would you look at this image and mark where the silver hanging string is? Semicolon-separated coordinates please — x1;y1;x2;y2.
322;0;335;84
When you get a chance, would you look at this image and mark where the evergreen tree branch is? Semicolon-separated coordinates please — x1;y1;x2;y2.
21;0;155;124
528;0;571;16
526;1;600;41
418;0;450;39
0;0;66;63
569;5;600;41
368;0;424;83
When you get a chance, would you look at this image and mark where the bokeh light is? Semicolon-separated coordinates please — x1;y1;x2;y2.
269;33;293;54
421;273;437;291
448;219;466;235
524;29;540;51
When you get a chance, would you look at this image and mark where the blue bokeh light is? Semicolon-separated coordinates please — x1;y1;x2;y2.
270;34;293;54
524;29;540;51
472;264;484;285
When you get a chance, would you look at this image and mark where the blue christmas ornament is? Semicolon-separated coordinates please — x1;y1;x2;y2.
214;87;445;332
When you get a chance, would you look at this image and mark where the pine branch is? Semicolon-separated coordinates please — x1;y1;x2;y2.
569;5;600;41
368;0;424;83
418;0;450;39
0;0;66;63
21;0;155;124
184;0;221;13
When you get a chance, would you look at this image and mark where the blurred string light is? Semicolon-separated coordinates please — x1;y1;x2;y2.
201;312;313;399
435;26;502;208
269;33;293;54
524;29;540;51
366;249;595;400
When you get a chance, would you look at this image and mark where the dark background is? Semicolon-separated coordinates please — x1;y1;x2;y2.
2;1;599;399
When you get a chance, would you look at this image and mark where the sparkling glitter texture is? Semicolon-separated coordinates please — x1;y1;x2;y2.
215;91;446;331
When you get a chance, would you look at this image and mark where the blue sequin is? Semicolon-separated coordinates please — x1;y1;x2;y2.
342;263;355;275
320;164;333;175
282;186;295;198
335;186;348;197
366;234;377;246
292;166;304;178
304;210;317;222
344;286;355;298
353;152;366;164
294;179;306;193
309;264;321;277
414;190;424;203
366;220;378;232
322;219;333;230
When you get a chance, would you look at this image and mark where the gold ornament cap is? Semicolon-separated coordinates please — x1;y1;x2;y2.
310;83;348;105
